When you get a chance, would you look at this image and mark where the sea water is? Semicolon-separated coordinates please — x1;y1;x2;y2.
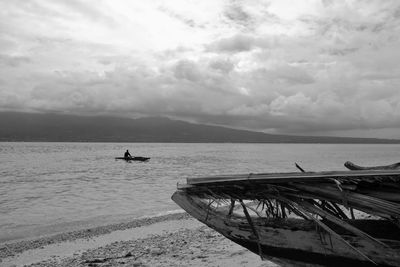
1;142;399;243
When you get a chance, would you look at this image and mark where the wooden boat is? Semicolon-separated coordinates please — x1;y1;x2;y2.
172;164;400;266
115;156;150;162
345;161;400;170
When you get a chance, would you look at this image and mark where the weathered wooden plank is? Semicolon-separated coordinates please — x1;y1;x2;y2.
187;170;400;185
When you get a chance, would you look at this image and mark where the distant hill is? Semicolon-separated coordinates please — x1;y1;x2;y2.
0;112;399;143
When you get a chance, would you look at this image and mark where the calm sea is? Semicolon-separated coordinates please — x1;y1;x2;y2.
1;142;400;243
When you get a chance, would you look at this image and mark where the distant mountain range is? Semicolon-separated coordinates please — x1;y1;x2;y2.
0;112;399;143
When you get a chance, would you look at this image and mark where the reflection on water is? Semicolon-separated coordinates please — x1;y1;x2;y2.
1;142;399;242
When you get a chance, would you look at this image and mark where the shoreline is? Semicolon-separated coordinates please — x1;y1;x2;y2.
0;212;191;259
0;212;277;267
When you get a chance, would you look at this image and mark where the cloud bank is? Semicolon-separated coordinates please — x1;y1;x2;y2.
1;0;400;138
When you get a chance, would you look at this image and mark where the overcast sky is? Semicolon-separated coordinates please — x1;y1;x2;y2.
1;0;400;138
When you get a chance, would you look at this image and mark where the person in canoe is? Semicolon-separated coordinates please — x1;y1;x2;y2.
124;149;132;160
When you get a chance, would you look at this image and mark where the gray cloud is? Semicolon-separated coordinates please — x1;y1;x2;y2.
174;60;202;81
209;58;234;73
1;0;400;138
222;0;278;31
158;6;197;28
207;34;256;52
223;2;251;26
0;54;31;67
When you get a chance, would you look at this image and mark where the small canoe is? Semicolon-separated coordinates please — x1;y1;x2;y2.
115;157;150;162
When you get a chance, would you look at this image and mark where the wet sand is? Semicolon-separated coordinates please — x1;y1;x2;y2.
0;212;278;267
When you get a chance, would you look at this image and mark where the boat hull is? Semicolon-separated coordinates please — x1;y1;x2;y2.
344;161;400;170
172;191;400;266
115;157;150;162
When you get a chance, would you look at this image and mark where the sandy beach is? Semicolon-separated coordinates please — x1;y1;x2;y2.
0;212;279;267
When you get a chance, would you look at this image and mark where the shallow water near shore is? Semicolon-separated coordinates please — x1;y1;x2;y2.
1;142;400;243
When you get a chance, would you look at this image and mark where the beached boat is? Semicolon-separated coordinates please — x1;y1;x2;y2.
172;163;400;266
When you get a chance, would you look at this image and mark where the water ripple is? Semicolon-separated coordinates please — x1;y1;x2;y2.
1;142;400;242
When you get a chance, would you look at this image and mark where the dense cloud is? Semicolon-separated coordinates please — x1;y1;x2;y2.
0;0;400;138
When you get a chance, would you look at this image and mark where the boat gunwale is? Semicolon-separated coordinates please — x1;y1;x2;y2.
186;169;400;185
